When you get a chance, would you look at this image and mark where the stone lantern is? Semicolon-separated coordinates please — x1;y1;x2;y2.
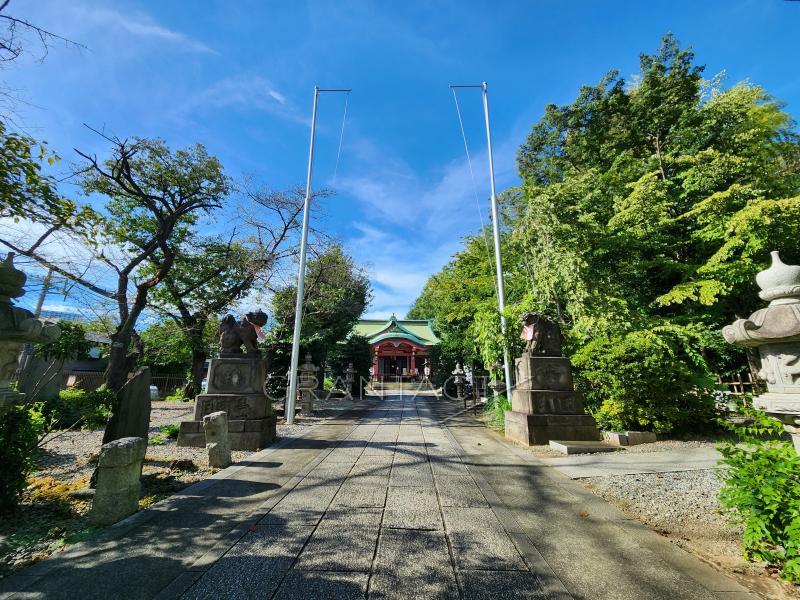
488;361;505;401
722;251;800;453
0;253;59;417
298;353;317;415
452;362;466;402
344;362;356;400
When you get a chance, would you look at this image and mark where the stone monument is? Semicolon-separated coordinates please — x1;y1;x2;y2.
452;362;466;402
723;251;800;453
344;362;356;400
178;311;276;451
0;253;59;417
103;366;152;443
504;312;601;445
89;436;147;526
298;353;317;415
203;411;232;468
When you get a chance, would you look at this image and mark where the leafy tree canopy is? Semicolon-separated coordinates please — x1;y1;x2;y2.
410;34;800;431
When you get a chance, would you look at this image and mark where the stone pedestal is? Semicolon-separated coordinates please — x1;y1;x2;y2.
504;355;600;446
178;357;276;451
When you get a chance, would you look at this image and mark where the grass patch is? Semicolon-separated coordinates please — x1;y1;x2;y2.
483;395;510;432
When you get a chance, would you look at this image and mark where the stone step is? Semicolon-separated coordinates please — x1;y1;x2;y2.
549;440;620;455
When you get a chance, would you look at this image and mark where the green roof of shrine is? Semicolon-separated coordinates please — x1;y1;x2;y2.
353;315;440;346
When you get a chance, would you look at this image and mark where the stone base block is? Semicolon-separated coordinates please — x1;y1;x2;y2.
177;415;276;451
511;389;586;414
194;393;271;421
603;431;657;447
549;440;618;455
504;410;600;446
515;355;574;392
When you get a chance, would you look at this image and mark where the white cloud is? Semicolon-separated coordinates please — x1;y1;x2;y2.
337;129;521;318
81;6;215;54
175;75;302;124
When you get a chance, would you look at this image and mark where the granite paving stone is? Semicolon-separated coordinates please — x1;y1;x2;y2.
442;507;527;571
184;525;314;600
261;485;339;526
369;528;459;599
459;570;547;600
382;486;442;531
274;571;369;600
294;509;382;572
435;475;489;508
331;483;388;508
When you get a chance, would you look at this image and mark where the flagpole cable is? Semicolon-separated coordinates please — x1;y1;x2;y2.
451;87;500;300
331;92;350;187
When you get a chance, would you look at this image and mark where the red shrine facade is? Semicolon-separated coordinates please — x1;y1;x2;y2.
352;316;440;382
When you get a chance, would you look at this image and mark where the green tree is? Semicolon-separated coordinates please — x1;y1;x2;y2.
0;135;229;447
267;244;371;387
147;186;308;398
411;34;800;434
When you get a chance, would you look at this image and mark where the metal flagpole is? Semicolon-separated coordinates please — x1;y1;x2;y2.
481;82;514;401
286;86;351;425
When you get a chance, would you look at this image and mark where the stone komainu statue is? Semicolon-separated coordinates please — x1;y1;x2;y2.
519;312;562;357
219;310;268;355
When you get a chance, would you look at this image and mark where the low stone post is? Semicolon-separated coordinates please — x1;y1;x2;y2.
488;361;505;401
344;362;356;400
723;250;800;453
203;410;232;468
298;353;317;415
89;437;147;526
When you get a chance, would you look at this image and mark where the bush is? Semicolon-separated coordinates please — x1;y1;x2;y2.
0;404;46;513
164;392;187;403
483;395;510;431
42;387;114;429
572;326;718;433
718;404;800;583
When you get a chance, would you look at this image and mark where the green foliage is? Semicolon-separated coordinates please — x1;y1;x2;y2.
138;320;194;374
0;120;73;224
0;404;46;513
572;325;717;433
160;424;179;439
42;388;114;429
718;404;800;583
164;392;186;403
327;334;373;396
33;321;91;361
483;395;510;432
410;34;800;435
268;244;372;383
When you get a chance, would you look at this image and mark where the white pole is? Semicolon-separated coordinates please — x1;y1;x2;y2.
482;82;513;401
286;85;319;424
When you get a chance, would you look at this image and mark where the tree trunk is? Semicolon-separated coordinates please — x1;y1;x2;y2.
183;347;207;400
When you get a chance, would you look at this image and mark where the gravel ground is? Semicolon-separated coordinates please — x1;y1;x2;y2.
34;399;349;484
574;445;800;599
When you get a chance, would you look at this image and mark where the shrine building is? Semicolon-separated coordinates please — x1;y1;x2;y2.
353;315;439;381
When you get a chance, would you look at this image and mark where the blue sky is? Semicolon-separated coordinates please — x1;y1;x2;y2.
6;0;800;319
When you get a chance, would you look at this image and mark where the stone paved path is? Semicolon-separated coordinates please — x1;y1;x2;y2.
1;394;755;599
